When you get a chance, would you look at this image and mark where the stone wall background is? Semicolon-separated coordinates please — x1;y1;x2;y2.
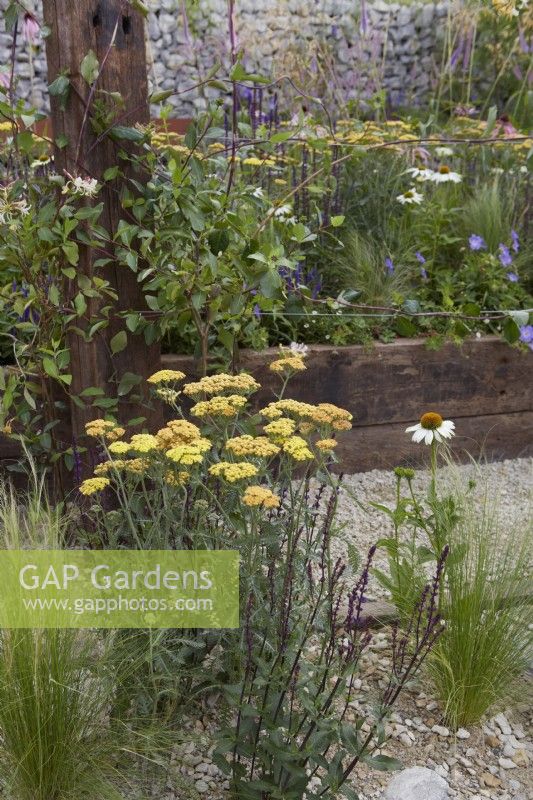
0;0;452;116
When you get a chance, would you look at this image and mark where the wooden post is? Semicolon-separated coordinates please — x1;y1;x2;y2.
42;0;161;465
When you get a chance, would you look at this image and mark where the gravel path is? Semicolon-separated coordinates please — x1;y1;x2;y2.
329;457;533;600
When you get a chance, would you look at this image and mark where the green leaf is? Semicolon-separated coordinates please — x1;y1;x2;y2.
48;284;60;306
463;302;480;317
23;387;36;410
208;229;230;255
80;49;99;85
109;125;145;143
118;371;142;396
4;3;19;32
110;330;127;354
62;241;79;265
394;316;417;337
80;387;105;397
509;310;529;327
502;317;520;344
270;131;293;144
74;292;87;316
48;74;70;110
363;755;402;771
331;215;345;227
42;356;59;379
103;166;120;181
150;89;175;104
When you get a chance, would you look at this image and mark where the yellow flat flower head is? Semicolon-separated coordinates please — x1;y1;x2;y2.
108;441;130;455
225;435;280;458
208;461;259;483
130;434;159;453
147;369;186;384
79;477;110;496
242;485;281;509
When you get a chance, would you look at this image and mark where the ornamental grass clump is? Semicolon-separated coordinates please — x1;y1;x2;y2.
427;483;533;729
0;483;168;800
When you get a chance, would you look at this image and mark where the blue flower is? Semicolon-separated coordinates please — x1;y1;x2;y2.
519;324;533;350
420;268;428;279
253;304;262;319
468;234;486;251
506;272;519;283
415;251;426;264
511;229;520;253
385;257;394;274
499;244;513;268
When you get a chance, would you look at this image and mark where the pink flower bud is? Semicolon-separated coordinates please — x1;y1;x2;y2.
22;13;40;45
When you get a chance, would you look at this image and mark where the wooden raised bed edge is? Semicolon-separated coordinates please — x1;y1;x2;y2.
1;336;532;474
161;336;533;473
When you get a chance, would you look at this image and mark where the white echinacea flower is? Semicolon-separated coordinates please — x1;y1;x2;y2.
404;167;434;182
396;187;424;205
406;412;455;445
430;165;462;184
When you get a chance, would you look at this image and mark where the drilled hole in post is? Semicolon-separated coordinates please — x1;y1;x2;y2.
92;11;101;26
122;15;131;34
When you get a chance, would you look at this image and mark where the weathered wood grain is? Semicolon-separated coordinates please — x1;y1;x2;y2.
163;337;533;425
2;339;531;475
42;0;162;458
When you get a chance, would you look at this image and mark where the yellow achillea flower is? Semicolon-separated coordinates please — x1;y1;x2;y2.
264;418;297;440
156;420;202;448
94;459;126;475
191;395;247;418
316;439;337;451
108;441;130;455
130;434;159;453
209;461;259;482
147;369;186;384
106;427;125;442
243;156;276;167
164;470;189;486
79;477;110;495
242;485;281;508
122;458;150;473
261;400;352;430
225;435;280;458
85;420;125;442
166;440;210;466
269;356;307;373
261;399;312;420
281;436;313;461
183;373;259;398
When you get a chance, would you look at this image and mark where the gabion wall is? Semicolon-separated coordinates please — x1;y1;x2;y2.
0;0;451;115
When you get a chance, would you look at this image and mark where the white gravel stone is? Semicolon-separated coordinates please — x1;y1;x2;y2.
456;728;471;740
432;725;451;738
498;757;517;769
494;713;513;736
384;766;449;800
